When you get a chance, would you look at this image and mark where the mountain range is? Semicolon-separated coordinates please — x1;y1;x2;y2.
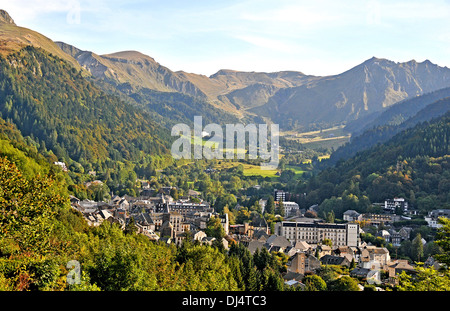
2;9;450;131
58;38;450;130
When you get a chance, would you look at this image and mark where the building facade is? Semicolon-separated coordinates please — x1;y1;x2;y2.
275;221;359;247
274;189;288;202
281;201;300;217
167;202;213;216
384;198;408;213
425;209;450;228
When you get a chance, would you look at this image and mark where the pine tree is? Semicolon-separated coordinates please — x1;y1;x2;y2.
411;233;424;262
266;195;275;214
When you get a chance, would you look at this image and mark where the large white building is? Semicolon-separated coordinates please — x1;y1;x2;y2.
275;221;359;247
280;201;300;217
384;198;408;213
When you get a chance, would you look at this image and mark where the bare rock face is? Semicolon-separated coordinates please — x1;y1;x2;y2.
0;10;15;25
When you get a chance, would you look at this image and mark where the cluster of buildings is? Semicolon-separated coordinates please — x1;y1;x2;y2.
272;189;301;217
425;209;450;228
70;188;228;246
70;187;448;289
232;219;417;289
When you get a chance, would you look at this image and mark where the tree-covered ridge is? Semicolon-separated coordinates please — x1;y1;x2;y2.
296;112;450;218
328;97;450;165
0;46;171;166
97;81;245;130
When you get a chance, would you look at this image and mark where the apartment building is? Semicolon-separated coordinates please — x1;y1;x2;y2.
275;221;359;247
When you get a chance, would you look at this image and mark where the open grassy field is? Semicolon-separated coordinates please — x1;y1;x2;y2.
285;165;306;176
281;125;350;151
215;161;279;178
243;165;279;178
300;155;330;164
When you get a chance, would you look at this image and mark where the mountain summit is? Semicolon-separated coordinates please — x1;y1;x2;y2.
0;10;15;25
0;10;80;69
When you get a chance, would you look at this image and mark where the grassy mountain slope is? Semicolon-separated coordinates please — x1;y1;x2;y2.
345;86;450;135
0;10;82;72
251;57;450;130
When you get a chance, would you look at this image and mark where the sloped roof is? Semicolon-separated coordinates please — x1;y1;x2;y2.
134;212;154;225
293;241;311;251
246;240;266;254
266;235;291;248
388;260;415;272
350;267;370;277
283;271;304;282
320;255;350;266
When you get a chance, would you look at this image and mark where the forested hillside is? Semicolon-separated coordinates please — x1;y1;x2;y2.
296;112;450;218
0;46;171;167
125;86;244;129
345;86;450;135
0;140;287;290
328;97;450;165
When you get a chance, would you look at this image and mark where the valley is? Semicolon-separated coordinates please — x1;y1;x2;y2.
0;8;449;294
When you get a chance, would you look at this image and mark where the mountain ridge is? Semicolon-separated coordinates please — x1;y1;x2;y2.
0;12;82;71
52;34;450;130
2;9;450;131
251;56;450;130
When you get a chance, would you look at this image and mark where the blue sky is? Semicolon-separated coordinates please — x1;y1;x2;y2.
3;0;450;76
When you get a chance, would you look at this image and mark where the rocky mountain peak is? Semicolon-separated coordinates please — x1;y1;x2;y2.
0;10;15;25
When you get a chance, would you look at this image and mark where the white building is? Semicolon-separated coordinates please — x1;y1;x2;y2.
275;221;359;247
343;210;362;222
281;201;300;217
53;161;68;172
274;189;288;202
384;198;408;213
425;209;450;228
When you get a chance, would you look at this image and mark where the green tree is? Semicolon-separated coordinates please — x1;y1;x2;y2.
328;275;360;291
0;157;64;254
326;210;335;223
322;239;333;248
397;265;450;291
170;187;179;200
124;216;138;235
434;217;450;266
411;233;424;262
205;216;225;239
276;200;285;217
265;195;275;214
304;274;327;291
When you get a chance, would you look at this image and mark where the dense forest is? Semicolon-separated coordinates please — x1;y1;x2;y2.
294;112;450;219
329;97;450;165
0;46;172;169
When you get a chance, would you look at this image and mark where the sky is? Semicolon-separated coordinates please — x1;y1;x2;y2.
2;0;450;76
